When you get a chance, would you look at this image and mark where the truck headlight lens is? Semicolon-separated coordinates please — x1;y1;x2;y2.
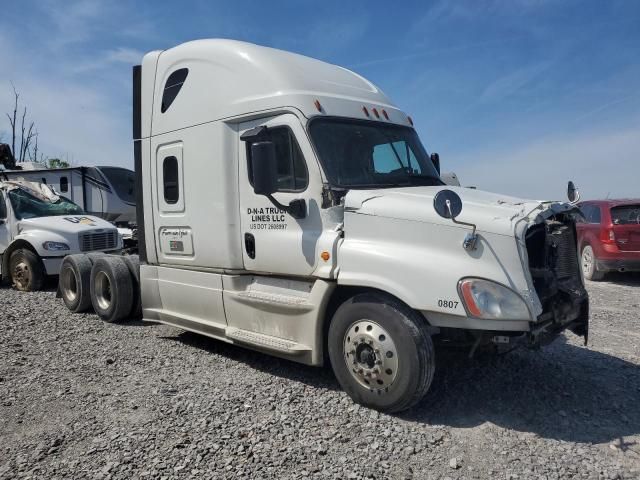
458;278;530;320
42;241;70;251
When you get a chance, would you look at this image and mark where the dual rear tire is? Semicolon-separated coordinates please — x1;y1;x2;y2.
60;254;140;322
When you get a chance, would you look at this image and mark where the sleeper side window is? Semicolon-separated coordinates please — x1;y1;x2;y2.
161;68;189;113
247;127;308;192
60;176;69;193
163;156;179;204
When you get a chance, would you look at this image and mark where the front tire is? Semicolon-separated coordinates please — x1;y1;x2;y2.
581;245;604;281
328;292;435;413
9;249;45;292
90;256;134;323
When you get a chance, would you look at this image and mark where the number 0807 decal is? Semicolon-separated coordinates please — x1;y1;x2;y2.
438;299;459;309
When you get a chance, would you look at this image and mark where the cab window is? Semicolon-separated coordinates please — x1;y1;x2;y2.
246;127;308;192
373;141;419;174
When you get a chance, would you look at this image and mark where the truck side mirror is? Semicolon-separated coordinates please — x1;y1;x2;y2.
430;153;440;175
251;141;278;196
567;181;580;204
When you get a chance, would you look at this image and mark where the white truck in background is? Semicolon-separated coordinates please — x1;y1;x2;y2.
1;163;136;226
0;180;122;291
58;40;589;412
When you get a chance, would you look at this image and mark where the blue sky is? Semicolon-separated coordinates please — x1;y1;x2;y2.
0;0;638;200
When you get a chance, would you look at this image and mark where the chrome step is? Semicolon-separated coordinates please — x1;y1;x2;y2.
226;327;311;354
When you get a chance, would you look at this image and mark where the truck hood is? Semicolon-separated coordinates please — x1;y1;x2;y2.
344;186;563;236
18;215;116;235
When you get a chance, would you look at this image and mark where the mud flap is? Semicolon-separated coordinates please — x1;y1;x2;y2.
568;300;589;346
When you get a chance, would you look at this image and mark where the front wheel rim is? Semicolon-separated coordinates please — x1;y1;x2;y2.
94;271;112;311
343;320;399;393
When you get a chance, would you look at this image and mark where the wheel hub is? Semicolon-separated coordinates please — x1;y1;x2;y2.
13;262;30;289
94;271;112;311
356;344;376;368
343;320;398;393
61;267;78;302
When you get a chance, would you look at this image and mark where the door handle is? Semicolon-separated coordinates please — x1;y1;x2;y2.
244;233;255;259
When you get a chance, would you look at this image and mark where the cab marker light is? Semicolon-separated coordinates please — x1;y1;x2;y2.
372;108;380;119
382;109;389;120
314;99;323;112
407;116;414;126
362;106;370;117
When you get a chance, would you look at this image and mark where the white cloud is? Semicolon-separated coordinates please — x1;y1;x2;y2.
106;47;144;65
480;61;552;102
454;125;640;201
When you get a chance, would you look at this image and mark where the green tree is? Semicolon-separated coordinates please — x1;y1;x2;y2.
47;158;70;169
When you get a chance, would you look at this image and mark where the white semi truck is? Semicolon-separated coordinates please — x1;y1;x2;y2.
0;180;122;291
58;40;588;412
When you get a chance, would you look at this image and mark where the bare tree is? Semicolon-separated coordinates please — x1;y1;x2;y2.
28;131;39;162
18;111;35;162
6;84;18;163
4;84;39;165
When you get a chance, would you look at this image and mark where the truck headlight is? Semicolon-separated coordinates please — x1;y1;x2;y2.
458;278;531;320
42;241;70;251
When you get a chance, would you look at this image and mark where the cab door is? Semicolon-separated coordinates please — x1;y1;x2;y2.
238;114;324;276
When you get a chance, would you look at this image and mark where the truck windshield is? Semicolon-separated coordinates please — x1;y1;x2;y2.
8;187;85;220
308;118;442;189
98;167;136;204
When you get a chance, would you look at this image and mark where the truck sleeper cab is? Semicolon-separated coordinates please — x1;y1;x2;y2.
62;40;588;413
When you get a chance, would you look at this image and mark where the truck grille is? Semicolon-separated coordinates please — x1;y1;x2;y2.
549;224;580;279
79;230;118;252
524;213;588;338
525;217;585;308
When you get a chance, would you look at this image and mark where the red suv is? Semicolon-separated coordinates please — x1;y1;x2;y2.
576;200;640;280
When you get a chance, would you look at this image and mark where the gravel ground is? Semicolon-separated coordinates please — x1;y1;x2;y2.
1;274;639;479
